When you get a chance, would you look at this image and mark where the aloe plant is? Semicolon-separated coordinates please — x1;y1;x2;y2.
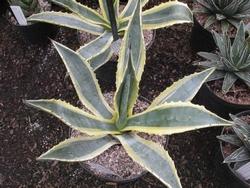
8;0;41;17
217;114;250;164
194;0;250;33
26;0;193;70
25;2;231;187
197;22;250;94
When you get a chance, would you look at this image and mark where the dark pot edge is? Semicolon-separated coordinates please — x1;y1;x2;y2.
219;110;250;188
69;129;169;185
204;82;250;109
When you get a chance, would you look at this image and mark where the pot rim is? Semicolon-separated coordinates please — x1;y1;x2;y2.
204;82;250;108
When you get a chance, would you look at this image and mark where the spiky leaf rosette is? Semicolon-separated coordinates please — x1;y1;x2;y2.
217;114;250;164
26;1;232;187
8;0;41;17
194;0;250;33
197;22;250;94
27;0;193;70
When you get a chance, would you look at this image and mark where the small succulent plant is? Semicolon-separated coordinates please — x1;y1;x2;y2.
217;114;250;164
193;0;250;33
8;0;41;17
27;0;193;70
197;22;250;94
25;2;231;187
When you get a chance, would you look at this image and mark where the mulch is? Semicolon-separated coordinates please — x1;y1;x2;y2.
0;0;241;187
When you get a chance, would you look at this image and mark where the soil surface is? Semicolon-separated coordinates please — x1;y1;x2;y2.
0;0;241;187
208;80;250;105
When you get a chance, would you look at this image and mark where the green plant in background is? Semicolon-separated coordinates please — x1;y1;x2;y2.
25;2;231;187
217;114;250;164
27;0;193;70
197;22;250;94
193;0;250;32
7;0;41;17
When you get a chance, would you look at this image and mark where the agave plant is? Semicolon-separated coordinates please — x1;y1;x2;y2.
25;2;231;187
197;22;250;94
217;114;250;164
27;0;193;70
8;0;41;17
193;0;250;33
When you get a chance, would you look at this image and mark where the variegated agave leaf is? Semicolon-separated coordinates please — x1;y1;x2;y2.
26;1;232;187
27;0;193;70
194;0;250;32
197;22;250;94
218;114;250;163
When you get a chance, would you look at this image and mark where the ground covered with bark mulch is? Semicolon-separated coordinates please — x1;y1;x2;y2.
0;0;242;187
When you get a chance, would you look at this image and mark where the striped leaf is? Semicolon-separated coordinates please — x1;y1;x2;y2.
115;54;137;130
120;0;149;19
115;0;146;129
124;102;232;135
28;12;105;35
224;146;250;163
90;47;113;71
142;1;193;30
52;40;114;119
51;0;107;25
149;68;215;108
77;32;113;60
25;100;118;135
116;133;182;188
38;135;117;161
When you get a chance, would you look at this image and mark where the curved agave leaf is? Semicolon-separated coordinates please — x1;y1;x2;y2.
90;47;113;71
217;134;242;147
28;12;105;35
142;1;193;30
149;68;215;108
115;54;137;130
115;0;146;128
38;135;118;161
52;40;114;119
124;102;232;135
224;146;250;163
119;0;149;19
25;100;118;135
77;32;113;60
51;0;107;25
115;133;182;188
198;52;220;61
204;15;216;29
222;73;237;94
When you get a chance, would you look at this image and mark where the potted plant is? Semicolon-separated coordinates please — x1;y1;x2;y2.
190;0;250;52
195;22;250;119
25;1;232;187
27;0;193;70
217;112;250;187
6;0;58;44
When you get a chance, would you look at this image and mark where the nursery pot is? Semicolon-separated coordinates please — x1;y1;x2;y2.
80;136;169;185
190;16;216;53
0;0;8;16
195;83;250;119
219;110;250;187
15;22;58;44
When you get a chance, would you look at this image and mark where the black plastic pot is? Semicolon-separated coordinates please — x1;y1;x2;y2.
190;16;216;53
15;22;58;44
80;136;169;185
0;0;8;16
219;110;250;188
194;83;250;119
